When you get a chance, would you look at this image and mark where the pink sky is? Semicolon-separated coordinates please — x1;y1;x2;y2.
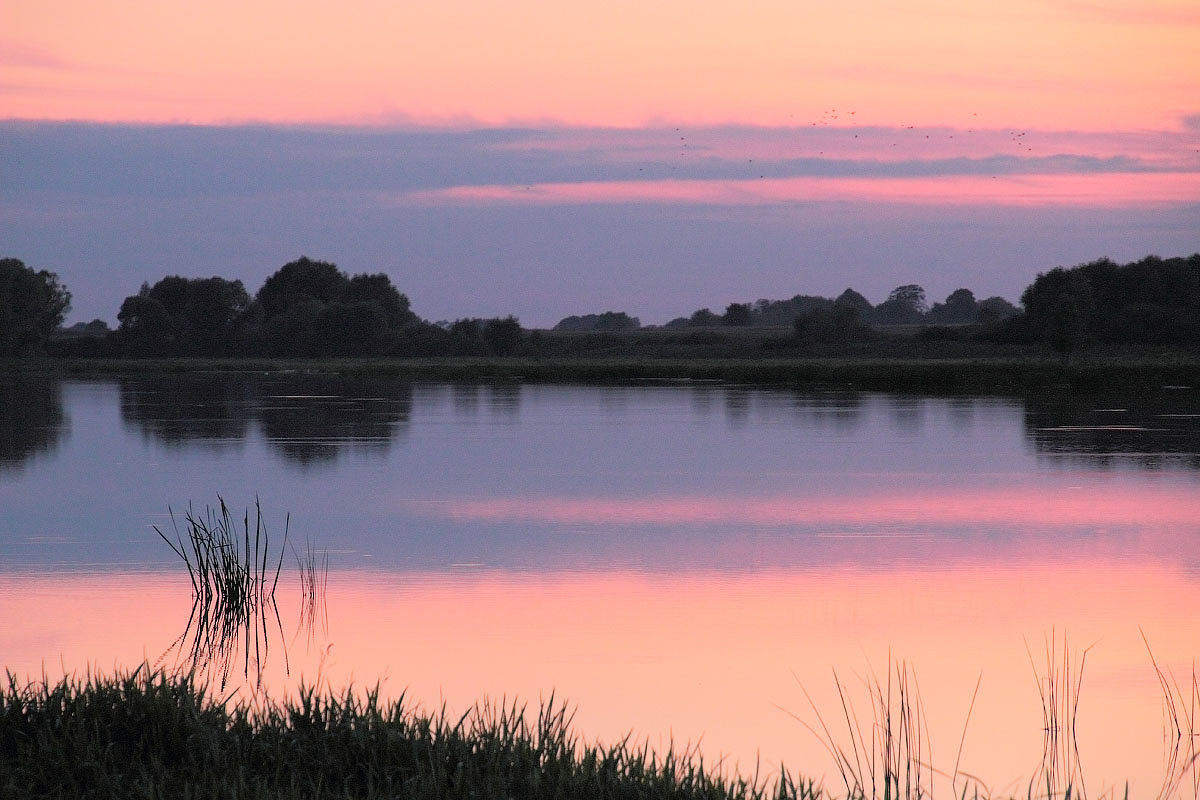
2;0;1197;325
4;0;1199;129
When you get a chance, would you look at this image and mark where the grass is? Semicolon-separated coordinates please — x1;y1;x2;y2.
3;647;1199;800
0;667;818;800
153;498;290;689
783;636;1199;800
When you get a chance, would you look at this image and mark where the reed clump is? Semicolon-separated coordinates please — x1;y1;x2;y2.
0;666;819;800
154;498;290;688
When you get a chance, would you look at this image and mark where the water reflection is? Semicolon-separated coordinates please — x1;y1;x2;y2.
0;376;66;471
1024;389;1200;469
119;374;414;466
103;376;1200;472
120;375;251;448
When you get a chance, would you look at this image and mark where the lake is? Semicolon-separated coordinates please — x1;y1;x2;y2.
2;373;1198;796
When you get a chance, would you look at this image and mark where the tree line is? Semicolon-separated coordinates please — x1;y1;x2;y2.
2;253;1198;358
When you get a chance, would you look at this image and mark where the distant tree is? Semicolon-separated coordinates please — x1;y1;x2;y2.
0;258;71;355
115;275;249;356
482;316;523;355
723;303;752;326
256;257;348;320
258;297;323;357
62;319;111;336
750;295;832;326
341;273;415;328
794;304;869;343
663;317;691;329
553;311;640;332
1047;294;1089;358
249;258;416;355
1020;267;1096;353
315;301;388;355
926;288;977;324
874;284;927;325
116;294;176;356
688;308;721;327
975;296;1018;323
833;288;874;322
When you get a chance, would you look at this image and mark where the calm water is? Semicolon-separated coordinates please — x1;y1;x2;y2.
2;374;1199;795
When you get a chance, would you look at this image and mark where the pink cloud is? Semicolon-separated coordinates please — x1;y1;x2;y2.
398;172;1200;208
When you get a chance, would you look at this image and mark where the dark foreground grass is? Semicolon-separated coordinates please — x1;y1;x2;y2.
0;667;817;800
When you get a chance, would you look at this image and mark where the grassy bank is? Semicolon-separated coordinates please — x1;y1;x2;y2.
8;352;1200;394
1;668;813;800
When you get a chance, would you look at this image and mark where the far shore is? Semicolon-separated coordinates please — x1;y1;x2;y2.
7;352;1200;394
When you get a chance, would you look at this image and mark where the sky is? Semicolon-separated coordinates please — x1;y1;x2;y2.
2;0;1198;326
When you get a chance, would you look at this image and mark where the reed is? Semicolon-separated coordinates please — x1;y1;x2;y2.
153;497;290;688
780;656;984;800
154;496;288;612
1141;630;1200;800
294;539;329;643
1025;632;1094;799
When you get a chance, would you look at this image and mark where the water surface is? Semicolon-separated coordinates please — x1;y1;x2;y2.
1;374;1197;795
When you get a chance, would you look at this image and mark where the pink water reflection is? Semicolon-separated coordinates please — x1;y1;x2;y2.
3;563;1197;795
419;484;1200;527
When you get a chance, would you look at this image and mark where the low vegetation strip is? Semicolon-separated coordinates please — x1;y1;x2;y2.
0;668;814;800
10;354;1200;394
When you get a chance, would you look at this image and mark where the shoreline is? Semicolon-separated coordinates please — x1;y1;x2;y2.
6;354;1200;394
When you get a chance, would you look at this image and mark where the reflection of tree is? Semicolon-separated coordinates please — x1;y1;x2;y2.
0;376;65;471
256;377;412;465
788;390;865;431
119;375;252;447
118;375;413;465
1024;392;1200;470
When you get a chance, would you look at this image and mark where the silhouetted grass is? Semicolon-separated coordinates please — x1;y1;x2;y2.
153;498;289;688
0;667;818;800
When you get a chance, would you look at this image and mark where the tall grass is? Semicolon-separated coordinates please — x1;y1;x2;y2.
153;498;290;688
780;656;984;800
0;666;818;800
1142;630;1200;800
1026;632;1094;799
787;636;1199;800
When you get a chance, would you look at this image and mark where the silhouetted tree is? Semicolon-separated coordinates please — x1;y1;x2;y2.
749;295;831;326
115;276;248;356
247;258;417;356
688;308;721;327
0;258;71;355
833;288;874;322
553;311;640;331
315;302;388;355
723;303;752;326
975;296;1019;323
1020;266;1096;354
926;288;977;324
794;304;869;343
874;284;927;324
256;257;348;320
341;273;415;328
482;316;523;355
